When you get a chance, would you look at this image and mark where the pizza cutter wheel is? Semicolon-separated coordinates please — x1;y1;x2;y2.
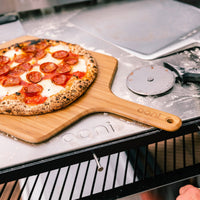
127;66;175;96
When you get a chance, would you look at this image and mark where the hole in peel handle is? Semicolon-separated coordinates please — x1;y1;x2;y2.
129;106;182;132
162;114;182;132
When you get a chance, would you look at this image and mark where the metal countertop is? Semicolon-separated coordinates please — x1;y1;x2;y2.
1;0;200;170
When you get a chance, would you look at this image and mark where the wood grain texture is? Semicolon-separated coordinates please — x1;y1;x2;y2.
0;36;182;143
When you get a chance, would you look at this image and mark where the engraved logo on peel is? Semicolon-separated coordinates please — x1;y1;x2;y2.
63;121;116;143
137;108;166;120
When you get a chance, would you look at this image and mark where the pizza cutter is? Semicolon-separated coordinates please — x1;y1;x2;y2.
127;66;175;96
163;62;200;84
127;62;200;96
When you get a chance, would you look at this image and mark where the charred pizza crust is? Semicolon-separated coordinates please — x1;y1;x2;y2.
0;39;97;115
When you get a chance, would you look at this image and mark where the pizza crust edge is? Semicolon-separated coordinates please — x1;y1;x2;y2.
0;39;98;115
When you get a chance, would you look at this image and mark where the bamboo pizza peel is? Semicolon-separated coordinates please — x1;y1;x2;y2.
0;36;182;143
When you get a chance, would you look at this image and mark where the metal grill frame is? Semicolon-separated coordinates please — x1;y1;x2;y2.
1;1;200;199
1;117;200;199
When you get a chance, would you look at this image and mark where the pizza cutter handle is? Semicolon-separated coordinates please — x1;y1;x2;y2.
183;72;200;83
98;93;182;132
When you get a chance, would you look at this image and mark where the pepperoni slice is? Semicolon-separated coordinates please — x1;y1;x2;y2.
18;63;33;71
52;50;69;59
56;63;71;73
9;63;33;76
15;53;33;63
40;62;57;73
64;57;78;65
23;84;43;97
22;45;36;53
52;74;69;86
27;71;43;83
35;49;47;60
2;76;21;86
9;67;24;76
36;41;49;49
0;64;10;76
0;56;10;64
73;71;86;79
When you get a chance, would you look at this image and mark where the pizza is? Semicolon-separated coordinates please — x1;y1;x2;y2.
0;39;97;115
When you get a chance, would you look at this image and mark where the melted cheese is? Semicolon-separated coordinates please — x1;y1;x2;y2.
31;65;41;72
4;49;22;59
37;53;61;65
39;79;63;97
71;59;87;72
20;73;27;82
0;85;22;98
1;44;87;100
48;44;70;53
10;62;19;69
20;65;64;97
20;66;44;82
20;71;63;97
4;49;23;69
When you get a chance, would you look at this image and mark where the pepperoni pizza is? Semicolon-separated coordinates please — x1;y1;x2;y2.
0;39;97;115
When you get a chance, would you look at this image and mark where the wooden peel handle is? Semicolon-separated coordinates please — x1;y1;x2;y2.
92;93;182;132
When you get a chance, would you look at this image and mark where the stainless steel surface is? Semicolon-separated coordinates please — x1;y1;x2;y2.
0;20;26;43
70;0;200;59
0;0;93;14
0;0;14;14
0;113;146;169
126;66;175;96
1;0;200;170
2;130;200;199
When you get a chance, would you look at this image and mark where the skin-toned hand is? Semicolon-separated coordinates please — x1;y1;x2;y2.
176;184;200;200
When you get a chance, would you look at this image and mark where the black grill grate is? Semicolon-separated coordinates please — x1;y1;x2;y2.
1;128;200;200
